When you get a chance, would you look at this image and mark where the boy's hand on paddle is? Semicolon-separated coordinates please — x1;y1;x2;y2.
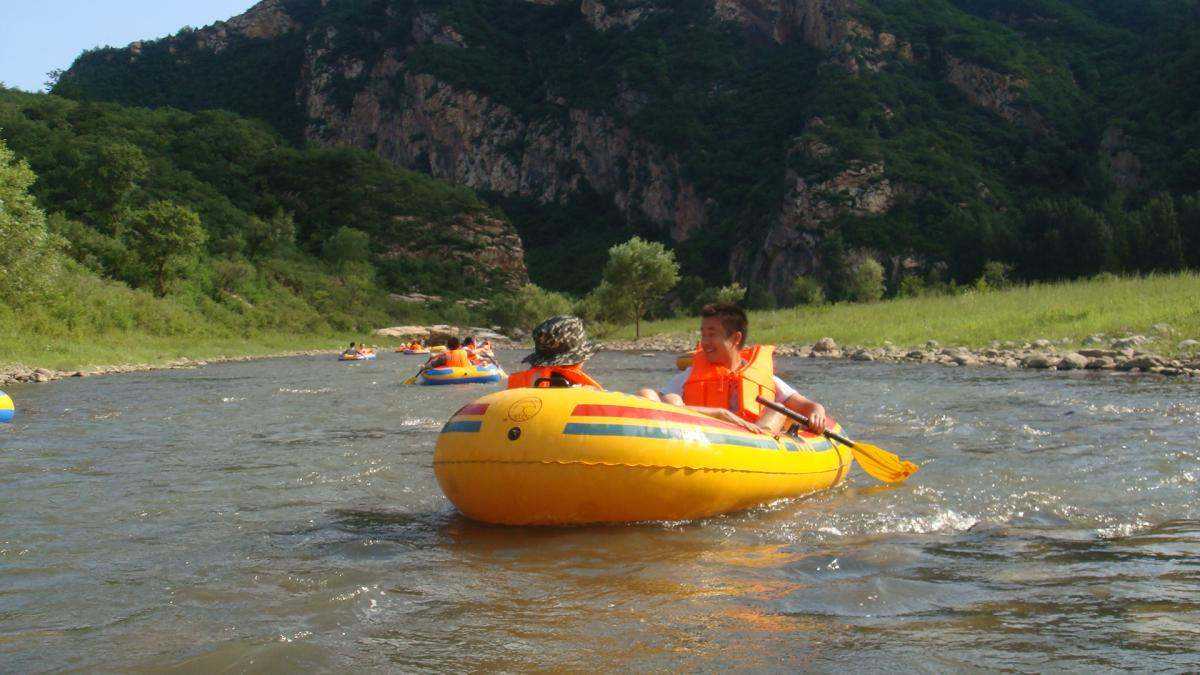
806;404;827;434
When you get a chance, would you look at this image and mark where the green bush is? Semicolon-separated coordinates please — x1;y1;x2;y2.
487;283;574;332
714;282;747;304
842;252;885;303
789;276;826;306
975;261;1014;291
746;286;777;310
897;274;926;298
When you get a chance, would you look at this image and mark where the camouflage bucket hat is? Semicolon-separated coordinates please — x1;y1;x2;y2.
522;315;596;367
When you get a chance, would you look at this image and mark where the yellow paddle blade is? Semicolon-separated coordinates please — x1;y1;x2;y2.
847;441;918;484
403;370;423;385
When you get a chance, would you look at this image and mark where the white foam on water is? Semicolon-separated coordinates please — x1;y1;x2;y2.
1095;518;1153;539
277;387;335;395
883;509;980;534
221;397;246;403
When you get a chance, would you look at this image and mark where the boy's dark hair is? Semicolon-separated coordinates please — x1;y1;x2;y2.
464;336;476;345
349;342;356;348
447;337;462;350
700;302;749;347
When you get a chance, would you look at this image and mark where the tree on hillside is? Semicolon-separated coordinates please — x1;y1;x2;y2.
1179;193;1200;269
0;140;61;304
246;208;296;258
124;201;205;296
1134;194;1185;272
599;237;680;338
322;226;371;269
65;139;148;227
1023;198;1113;279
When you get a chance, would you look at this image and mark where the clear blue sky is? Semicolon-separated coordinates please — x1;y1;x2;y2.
1;1;256;92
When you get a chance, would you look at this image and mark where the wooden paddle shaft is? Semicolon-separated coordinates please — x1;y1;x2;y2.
754;396;856;448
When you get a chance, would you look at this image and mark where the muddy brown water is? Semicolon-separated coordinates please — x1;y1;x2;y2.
1;351;1197;671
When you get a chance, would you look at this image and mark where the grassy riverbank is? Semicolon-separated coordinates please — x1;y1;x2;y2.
0;331;367;374
614;273;1200;353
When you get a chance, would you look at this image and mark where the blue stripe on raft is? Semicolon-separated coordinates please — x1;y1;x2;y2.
420;375;504;385
442;420;483;433
562;422;779;449
0;410;12;423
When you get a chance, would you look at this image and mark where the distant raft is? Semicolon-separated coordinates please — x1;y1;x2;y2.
339;351;377;361
434;387;851;525
0;390;12;423
420;363;503;385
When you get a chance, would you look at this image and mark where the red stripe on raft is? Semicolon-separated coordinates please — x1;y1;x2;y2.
458;403;490;416
571;404;747;433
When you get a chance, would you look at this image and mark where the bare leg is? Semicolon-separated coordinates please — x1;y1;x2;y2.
637;388;662;402
662;393;684;406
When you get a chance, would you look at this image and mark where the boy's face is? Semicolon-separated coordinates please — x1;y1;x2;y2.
699;316;742;366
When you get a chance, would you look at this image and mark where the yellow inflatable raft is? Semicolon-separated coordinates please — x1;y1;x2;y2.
419;363;503;385
338;350;376;361
434;388;852;525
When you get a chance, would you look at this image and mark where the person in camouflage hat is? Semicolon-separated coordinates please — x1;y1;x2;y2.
507;315;603;389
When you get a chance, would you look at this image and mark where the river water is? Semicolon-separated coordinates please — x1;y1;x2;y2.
1;351;1197;671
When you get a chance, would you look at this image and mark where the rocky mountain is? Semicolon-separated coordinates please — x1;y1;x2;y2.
57;0;1200;298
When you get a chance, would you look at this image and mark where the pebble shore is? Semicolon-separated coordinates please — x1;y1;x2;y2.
5;332;1198;388
0;349;336;387
598;334;1200;378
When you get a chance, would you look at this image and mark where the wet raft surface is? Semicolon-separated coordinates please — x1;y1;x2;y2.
1;351;1198;670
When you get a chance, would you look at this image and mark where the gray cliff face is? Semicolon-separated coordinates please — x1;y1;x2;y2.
733;160;899;294
299;21;710;241
380;213;531;289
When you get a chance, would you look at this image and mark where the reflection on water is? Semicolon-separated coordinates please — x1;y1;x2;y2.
0;351;1198;670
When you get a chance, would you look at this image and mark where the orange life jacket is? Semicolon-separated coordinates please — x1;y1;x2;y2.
682;345;777;422
507;365;603;390
442;348;470;368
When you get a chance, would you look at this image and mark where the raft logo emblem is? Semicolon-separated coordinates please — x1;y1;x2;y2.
507;397;543;422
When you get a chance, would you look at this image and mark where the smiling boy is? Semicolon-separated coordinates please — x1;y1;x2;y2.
638;302;828;434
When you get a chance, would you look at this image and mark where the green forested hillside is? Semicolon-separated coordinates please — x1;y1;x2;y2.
0;86;522;357
52;0;1200;304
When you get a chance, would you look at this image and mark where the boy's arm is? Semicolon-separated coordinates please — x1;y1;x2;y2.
774;376;827;433
687;406;767;434
782;393;827;434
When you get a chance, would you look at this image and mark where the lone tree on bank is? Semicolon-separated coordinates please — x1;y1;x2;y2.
124;201;206;296
600;236;680;338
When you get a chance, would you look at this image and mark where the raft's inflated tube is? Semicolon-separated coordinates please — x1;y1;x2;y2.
398;348;430;355
0;390;12;424
420;363;503;385
434;388;851;525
